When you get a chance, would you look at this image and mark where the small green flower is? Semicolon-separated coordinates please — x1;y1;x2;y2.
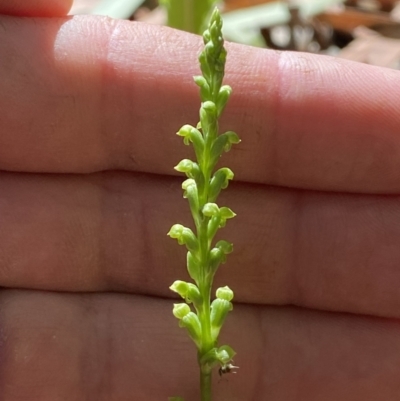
167;224;199;253
170;280;203;306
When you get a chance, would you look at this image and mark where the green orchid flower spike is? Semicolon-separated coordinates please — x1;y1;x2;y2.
168;8;240;401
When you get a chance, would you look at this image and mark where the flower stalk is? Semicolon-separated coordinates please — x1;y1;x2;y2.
168;8;239;401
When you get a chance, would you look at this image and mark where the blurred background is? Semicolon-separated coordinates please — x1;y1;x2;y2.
69;0;400;69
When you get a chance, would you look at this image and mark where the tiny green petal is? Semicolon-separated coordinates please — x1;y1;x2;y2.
219;207;236;227
220;207;236;219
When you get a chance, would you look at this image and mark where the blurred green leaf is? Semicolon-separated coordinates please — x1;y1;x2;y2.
79;0;145;19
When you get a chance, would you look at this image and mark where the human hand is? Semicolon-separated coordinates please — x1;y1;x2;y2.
1;1;400;400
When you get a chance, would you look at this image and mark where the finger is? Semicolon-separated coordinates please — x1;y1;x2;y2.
2;290;400;400
0;0;72;16
1;171;400;318
1;16;400;192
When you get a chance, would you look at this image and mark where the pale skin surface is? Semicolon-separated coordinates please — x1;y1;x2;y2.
1;0;400;400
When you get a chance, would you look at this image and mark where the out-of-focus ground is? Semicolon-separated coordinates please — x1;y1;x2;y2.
69;0;400;69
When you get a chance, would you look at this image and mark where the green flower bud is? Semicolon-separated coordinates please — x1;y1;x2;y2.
208;168;234;202
210;298;233;340
202;202;219;217
187;251;201;283
167;224;198;253
174;159;198;177
205;41;216;60
202;101;217;115
203;203;221;239
182;179;200;223
213;130;240;153
209;131;240;168
209;9;223;36
180;311;202;349
186;283;202;305
172;303;191;319
193;75;211;100
175;160;205;193
209;247;223;273
199;51;211;82
170;280;189;298
176;125;204;161
216;85;232;116
170;280;203;306
207;215;221;241
215;240;233;253
203;204;235;239
209;240;233;273
218;207;236;227
200;101;217;139
216;286;234;302
203;28;211;45
202;204;235;221
176;124;195;146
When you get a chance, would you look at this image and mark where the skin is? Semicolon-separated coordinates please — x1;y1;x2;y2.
1;0;400;399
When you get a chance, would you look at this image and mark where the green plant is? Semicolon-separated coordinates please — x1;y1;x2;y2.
168;8;240;401
160;0;219;34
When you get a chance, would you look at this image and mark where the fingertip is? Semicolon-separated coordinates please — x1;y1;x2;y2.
0;0;73;17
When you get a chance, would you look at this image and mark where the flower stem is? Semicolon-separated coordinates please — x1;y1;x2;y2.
200;369;212;401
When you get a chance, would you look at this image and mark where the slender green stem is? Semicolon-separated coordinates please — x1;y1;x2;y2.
199;281;212;347
200;369;212;401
